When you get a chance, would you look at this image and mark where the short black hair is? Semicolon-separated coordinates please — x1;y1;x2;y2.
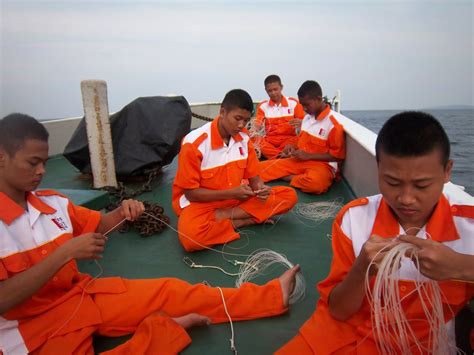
221;89;254;114
0;113;49;156
375;111;450;166
264;75;282;87
297;80;323;99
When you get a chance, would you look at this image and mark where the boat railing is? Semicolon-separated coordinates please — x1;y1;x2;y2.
42;101;472;200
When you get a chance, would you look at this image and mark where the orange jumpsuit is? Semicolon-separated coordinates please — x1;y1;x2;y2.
251;95;305;159
277;191;474;354
0;191;288;354
258;105;346;195
172;117;297;252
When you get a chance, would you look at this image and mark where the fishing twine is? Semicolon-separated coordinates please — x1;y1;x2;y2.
365;234;457;354
235;249;305;304
48;219;126;338
144;212;253;258
182;256;240;276
216;286;237;354
48;260;103;339
144;213;305;303
293;199;343;223
248;118;266;159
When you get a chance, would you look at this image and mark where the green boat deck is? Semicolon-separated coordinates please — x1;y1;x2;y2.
40;155;355;354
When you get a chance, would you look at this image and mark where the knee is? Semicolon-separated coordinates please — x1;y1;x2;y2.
297;178;332;194
291;172;333;195
177;216;204;252
282;187;298;206
272;186;298;207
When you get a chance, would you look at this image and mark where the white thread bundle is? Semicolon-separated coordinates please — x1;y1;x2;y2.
248;119;266;138
48;219;124;338
248;118;265;159
144;213;305;303
366;242;454;354
293;200;343;225
49;260;103;339
235;249;305;304
217;286;237;354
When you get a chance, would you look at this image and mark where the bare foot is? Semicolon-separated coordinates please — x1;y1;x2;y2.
263;218;275;225
233;217;257;228
281;175;293;182
278;265;301;307
233;217;275;228
216;207;252;221
172;313;211;329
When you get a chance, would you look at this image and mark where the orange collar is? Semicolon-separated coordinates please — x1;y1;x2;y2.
269;95;289;107
0;192;56;225
315;105;331;121
210;116;244;150
371;195;459;242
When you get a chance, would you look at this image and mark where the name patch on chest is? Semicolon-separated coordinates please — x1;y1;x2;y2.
51;217;69;231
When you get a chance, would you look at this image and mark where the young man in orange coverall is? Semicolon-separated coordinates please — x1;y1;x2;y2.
258;80;346;194
172;89;298;252
276;112;473;354
0;113;300;354
251;75;305;159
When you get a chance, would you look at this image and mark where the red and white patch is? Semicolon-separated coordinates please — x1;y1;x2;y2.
51;217;68;231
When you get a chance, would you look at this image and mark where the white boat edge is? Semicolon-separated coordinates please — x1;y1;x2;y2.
41;102;473;201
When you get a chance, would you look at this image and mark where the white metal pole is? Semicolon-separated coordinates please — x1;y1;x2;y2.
80;80;118;188
335;89;341;113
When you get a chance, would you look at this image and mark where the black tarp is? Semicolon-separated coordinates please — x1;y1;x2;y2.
64;96;192;176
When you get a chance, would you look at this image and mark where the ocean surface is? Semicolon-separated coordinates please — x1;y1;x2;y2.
343;109;474;196
38;108;473;195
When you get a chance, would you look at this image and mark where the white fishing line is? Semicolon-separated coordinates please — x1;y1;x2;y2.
235;249;305;304
293;199;343;225
144;213;305;303
48;259;103;339
366;241;457;354
217;286;237;354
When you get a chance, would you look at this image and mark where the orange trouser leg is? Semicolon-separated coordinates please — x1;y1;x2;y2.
254;135;299;160
275;333;314;355
31;326;96;355
282;135;298;148
94;278;285;328
275;334;359;355
239;186;297;222
177;200;239;251
290;162;334;194
252;136;282;160
92;278;285;354
259;158;309;181
100;313;191;355
259;158;334;194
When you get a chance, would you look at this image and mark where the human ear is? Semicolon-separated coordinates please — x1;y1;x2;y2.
444;159;453;183
0;149;6;168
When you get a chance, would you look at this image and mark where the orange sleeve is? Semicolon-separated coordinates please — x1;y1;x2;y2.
67;202;101;236
244;140;260;179
294;101;305;119
317;219;356;303
254;103;266;126
328;122;346;159
174;142;203;190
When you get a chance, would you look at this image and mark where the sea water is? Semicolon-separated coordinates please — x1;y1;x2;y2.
344;109;474;195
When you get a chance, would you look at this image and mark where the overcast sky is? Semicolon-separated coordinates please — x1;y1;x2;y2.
1;0;472;119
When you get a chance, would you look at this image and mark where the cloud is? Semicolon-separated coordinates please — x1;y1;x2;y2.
1;1;472;118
